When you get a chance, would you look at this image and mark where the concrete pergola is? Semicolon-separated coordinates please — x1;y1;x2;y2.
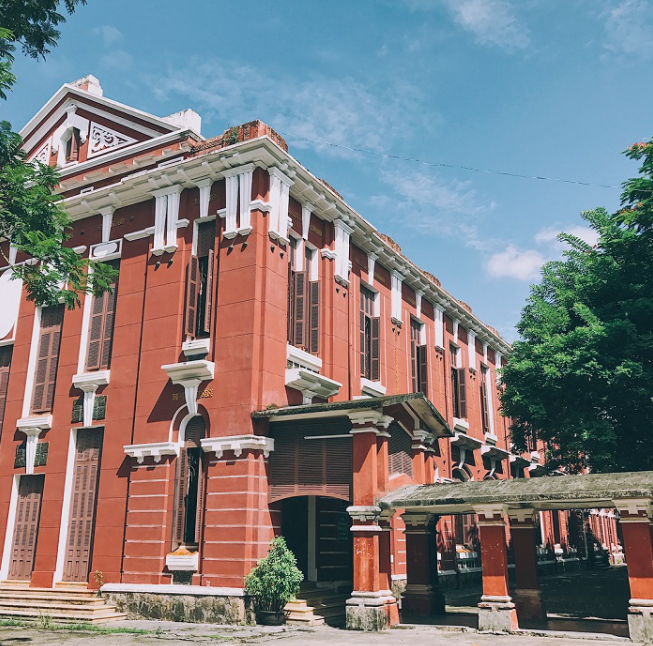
377;472;653;642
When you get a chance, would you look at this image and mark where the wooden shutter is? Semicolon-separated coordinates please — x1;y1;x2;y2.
174;449;188;545
360;308;366;376
63;429;102;582
293;271;306;349
410;333;418;393
457;367;468;419
287;268;295;344
185;255;200;338
480;379;490;433
419;345;428;396
0;346;12;432
308;281;320;354
86;272;118;372
197;221;215;258
194;452;206;543
8;475;44;580
370;317;380;382
202;248;214;334
388;424;413;477
67;129;80;162
32;306;64;414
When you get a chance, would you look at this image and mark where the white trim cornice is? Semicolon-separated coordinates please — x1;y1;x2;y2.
201;434;274;459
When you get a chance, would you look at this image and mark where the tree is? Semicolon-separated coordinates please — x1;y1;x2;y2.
0;1;116;309
500;140;653;474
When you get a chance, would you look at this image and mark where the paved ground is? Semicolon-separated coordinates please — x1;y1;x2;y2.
0;623;632;646
0;566;633;645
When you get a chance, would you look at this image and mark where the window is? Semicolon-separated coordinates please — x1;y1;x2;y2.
287;238;319;353
450;345;467;419
86;262;119;371
174;416;206;547
0;346;12;432
388;423;413;478
410;319;428;395
32;305;64;414
185;221;215;339
65;128;81;163
480;365;490;434
360;285;379;381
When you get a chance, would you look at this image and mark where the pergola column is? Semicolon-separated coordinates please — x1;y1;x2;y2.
346;411;397;631
401;512;445;616
614;498;653;643
508;508;546;621
474;504;519;633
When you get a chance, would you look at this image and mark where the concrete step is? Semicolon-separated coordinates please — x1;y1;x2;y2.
0;607;126;623
0;601;120;616
0;593;105;606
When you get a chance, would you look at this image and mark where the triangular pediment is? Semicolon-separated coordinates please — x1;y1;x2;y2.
21;76;202;170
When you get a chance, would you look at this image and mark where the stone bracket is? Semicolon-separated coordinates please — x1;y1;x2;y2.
17;416;52;475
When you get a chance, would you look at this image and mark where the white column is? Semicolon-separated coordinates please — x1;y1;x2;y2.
99;207;114;243
435;305;444;349
223;173;239;239
495;351;503;386
367;253;377;287
415;291;423;318
196;178;212;219
334;219;353;284
268;171;281;240
302;204;313;240
391;270;403;322
468;330;476;371
165;187;181;252
485;364;495;435
278;180;290;246
153;193;168;254
238;167;254;235
453;319;459;345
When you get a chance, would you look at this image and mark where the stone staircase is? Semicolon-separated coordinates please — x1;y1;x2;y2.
0;582;126;624
285;583;349;627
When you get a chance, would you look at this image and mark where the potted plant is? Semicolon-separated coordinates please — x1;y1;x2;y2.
245;536;303;625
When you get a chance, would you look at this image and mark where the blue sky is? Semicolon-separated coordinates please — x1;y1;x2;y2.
5;0;653;341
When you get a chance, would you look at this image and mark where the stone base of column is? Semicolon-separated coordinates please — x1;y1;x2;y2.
379;590;400;626
628;601;653;643
513;589;547;621
478;595;519;633
401;583;446;616
345;592;390;631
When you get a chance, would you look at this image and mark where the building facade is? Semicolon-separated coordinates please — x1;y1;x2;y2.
0;76;617;624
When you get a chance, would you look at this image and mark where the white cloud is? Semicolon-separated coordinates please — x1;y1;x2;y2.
370;167;492;249
486;245;545;281
100;50;133;70
442;0;530;51
93;25;123;46
535;224;599;248
603;0;653;58
148;61;432;159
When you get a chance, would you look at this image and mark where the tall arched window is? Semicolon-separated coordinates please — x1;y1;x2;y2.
174;416;206;548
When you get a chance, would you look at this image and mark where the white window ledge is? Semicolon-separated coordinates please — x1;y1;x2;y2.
124;441;180;464
182;338;210;359
450;432;483;451
287;344;322;372
285;368;341;403
201;435;274;459
453;417;469;433
509;454;531;468
481;444;510;460
530;450;541;464
73;370;110;392
484;432;498;446
17;416;52;434
166;551;199;572
360;378;386;398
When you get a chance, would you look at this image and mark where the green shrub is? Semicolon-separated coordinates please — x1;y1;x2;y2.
245;537;303;613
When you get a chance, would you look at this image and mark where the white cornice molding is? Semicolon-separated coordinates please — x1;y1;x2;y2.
55;132;511;353
201;434;274;459
124;441;180;464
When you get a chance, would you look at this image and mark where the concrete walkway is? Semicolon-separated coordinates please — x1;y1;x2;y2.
0;623;632;646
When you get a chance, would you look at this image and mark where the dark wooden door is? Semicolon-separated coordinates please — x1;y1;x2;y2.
8;475;44;580
63;429;103;583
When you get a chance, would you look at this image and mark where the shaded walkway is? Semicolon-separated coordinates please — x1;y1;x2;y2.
404;566;630;638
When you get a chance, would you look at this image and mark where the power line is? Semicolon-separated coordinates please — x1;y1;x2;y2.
278;131;623;191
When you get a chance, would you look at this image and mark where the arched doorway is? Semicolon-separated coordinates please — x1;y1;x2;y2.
174;415;206;549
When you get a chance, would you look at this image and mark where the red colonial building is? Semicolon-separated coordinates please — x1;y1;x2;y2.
0;76;619;627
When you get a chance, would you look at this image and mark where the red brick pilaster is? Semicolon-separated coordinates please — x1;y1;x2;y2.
474;505;519;633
